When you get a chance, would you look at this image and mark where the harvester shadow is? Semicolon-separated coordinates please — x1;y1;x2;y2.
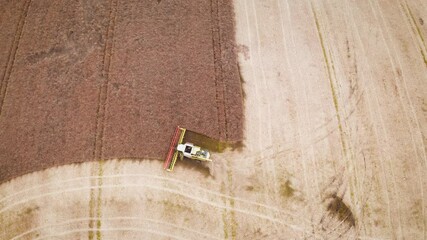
184;130;243;152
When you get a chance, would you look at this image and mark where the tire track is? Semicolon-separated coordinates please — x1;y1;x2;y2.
309;6;360;232
0;173;310;225
89;0;119;238
218;0;230;140
33;228;187;240
210;0;227;140
315;0;367;228
223;159;237;239
0;0;32;118
277;0;311;201
11;217;219;240
310;5;370;237
93;0;119;162
241;2;280;233
0;182;313;235
346;1;399;237
284;0;323;204
0;148;290;203
250;2;280;228
280;0;324;236
370;1;426;238
400;0;427;67
310;1;347;158
398;1;427;165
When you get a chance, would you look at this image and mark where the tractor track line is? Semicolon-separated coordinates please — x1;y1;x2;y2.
89;0;119;239
0;0;32;118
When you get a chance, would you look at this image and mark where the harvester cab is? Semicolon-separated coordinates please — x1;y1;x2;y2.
163;126;212;171
177;143;211;161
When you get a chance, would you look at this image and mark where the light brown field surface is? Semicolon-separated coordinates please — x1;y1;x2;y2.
1;0;427;239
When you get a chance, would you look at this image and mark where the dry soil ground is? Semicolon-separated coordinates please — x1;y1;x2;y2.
1;0;427;239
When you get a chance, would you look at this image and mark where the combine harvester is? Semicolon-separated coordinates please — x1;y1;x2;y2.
163;126;212;171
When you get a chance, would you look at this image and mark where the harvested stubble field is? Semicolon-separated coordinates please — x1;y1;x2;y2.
1;0;427;239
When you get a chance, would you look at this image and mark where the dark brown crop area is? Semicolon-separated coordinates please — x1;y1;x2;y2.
0;0;243;183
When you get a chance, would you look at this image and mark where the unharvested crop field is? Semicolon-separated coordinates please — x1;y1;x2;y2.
0;0;243;182
1;0;426;239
